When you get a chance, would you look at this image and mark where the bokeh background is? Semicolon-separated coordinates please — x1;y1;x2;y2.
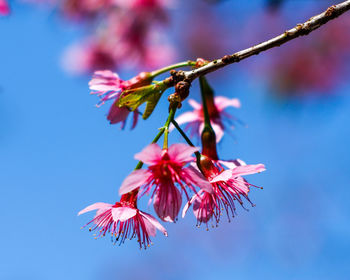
1;0;350;279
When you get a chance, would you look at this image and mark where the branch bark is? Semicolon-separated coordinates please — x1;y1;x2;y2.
183;0;350;81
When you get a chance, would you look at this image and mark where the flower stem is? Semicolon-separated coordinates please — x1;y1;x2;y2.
199;76;215;134
171;119;201;160
163;106;177;149
151;61;196;77
135;127;166;170
199;76;219;160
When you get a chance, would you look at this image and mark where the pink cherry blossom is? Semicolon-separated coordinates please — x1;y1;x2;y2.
62;41;117;75
182;156;265;226
0;0;10;15
120;143;213;222
89;70;153;128
173;96;241;142
78;200;167;249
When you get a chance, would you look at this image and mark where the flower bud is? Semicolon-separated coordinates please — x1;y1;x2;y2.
201;127;218;160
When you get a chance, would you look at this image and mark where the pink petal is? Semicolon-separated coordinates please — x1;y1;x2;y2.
182;191;202;218
229;177;250;195
119;169;151;195
134;143;162;165
153;185;182;222
192;191;214;223
210;170;233;183
139;211;168;237
182;166;213;193
131;110;139;129
218;159;246;169
231;164;266;177
173;111;201;126
168;143;199;163
0;0;9;16
107;101;130;124
141;215;157;237
112;207;137;222
78;202;112;216
188;99;201;110
92;70;120;81
214;96;241;111
90;84;121;93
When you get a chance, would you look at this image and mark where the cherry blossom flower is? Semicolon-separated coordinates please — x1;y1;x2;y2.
78;198;167;249
89;70;152;128
62;40;117;75
183;156;265;226
61;0;113;20
173;96;241;142
120;143;213;222
0;0;10;15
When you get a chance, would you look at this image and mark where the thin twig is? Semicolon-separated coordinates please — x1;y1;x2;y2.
183;0;350;81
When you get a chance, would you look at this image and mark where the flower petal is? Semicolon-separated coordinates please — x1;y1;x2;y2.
182;191;202;218
210;170;233;183
140;211;168;237
119;169;151;195
134;143;162;165
218;159;246;169
112;207;137;222
182;166;213;193
107;101;130;124
168;143;199;163
153;185;182;222
192;191;214;223
214;96;241;111
173;111;201;126
78;202;112;216
231;164;266;177
188;99;201;110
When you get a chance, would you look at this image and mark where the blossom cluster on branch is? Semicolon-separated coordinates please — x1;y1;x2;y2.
79;58;266;249
77;0;350;249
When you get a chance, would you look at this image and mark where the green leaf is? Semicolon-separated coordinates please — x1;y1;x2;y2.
143;90;163;120
116;82;167;119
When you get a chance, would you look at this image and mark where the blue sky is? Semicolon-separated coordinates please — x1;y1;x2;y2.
1;2;350;280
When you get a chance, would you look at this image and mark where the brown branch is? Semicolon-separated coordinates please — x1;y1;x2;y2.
182;0;350;81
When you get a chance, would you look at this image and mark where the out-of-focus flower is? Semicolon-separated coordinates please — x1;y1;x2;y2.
173;96;241;142
183;156;265;226
62;40;117;75
120;143;213;222
78;195;167;249
89;70;153;128
0;0;10;15
263;11;350;96
61;0;113;20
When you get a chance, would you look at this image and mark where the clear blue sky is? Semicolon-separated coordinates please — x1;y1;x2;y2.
1;2;350;280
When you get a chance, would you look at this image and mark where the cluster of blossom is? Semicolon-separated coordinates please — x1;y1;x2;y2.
0;0;9;15
62;0;175;74
79;58;266;249
262;7;350;96
1;0;174;73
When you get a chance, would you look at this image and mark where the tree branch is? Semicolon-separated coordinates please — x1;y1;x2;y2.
183;0;350;81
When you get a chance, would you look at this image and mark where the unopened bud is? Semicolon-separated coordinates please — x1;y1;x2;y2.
195;58;209;68
127;72;153;90
201;128;218;160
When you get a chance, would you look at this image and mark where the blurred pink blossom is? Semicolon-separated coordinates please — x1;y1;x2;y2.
173;96;241;142
0;0;9;15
